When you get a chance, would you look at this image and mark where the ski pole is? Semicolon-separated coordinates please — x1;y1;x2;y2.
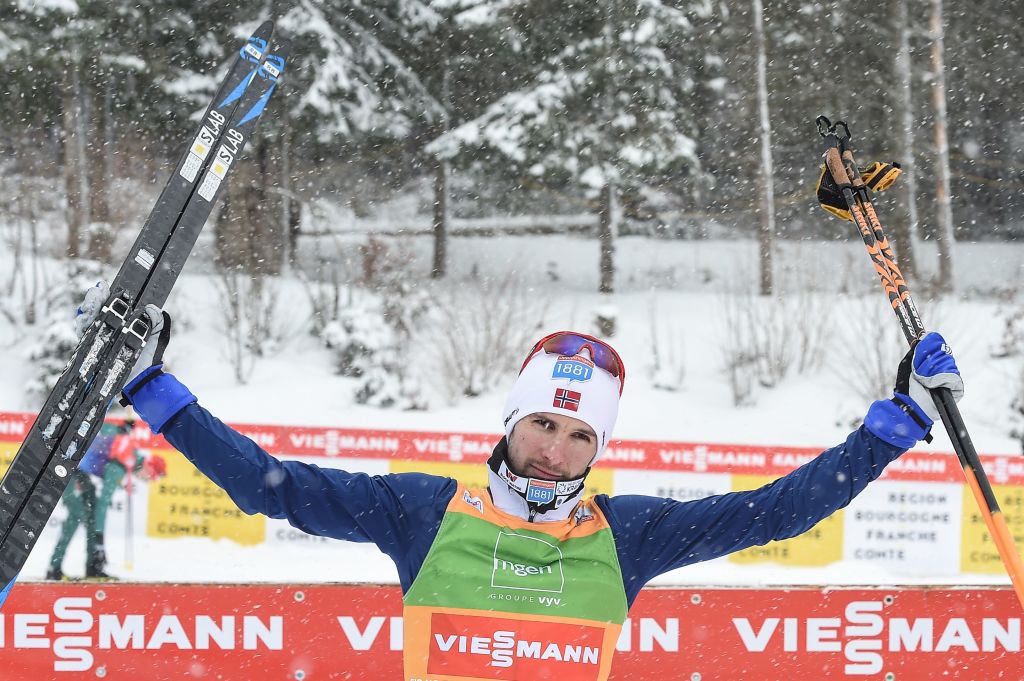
124;469;134;571
816;116;1024;609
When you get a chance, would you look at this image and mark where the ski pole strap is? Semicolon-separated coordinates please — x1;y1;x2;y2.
891;393;934;444
816;164;853;221
119;364;164;407
816;160;902;222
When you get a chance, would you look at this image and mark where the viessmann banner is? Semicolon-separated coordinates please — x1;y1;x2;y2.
0;584;1019;680
1;412;1022;577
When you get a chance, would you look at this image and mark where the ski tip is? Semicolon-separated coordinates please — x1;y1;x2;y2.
0;574;18;611
242;21;277;66
253;19;275;38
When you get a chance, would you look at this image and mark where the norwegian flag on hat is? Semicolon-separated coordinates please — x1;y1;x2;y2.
553;388;581;412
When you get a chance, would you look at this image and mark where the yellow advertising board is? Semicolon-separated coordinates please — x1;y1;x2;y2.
146;449;264;545
0;441;18;477
960;483;1024;574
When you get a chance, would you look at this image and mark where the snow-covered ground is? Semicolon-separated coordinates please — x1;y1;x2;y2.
1;232;1022;587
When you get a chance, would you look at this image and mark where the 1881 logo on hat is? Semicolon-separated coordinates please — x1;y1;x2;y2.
552;356;593;383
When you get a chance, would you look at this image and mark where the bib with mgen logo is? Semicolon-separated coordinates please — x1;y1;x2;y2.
402;483;628;681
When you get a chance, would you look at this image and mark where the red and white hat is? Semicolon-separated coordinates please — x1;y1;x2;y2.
502;332;623;463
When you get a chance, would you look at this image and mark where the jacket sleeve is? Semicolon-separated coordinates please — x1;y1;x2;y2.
158;402;456;588
598;426;906;605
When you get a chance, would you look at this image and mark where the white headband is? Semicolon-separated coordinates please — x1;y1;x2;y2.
502;349;620;462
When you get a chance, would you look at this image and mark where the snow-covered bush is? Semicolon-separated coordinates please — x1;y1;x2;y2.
994;298;1024;451
215;268;287;385
719;290;796;406
295;235;362;337
421;274;547;402
322;305;393;378
718;280;833;406
829;296;904;408
647;299;685;392
23;262;106;408
24;321;80;409
991;305;1024;359
593;303;618;338
297;258;345;337
830;295;946;408
0;175;67;328
352;347;429;411
320;236;432;409
322;303;429;410
1010;364;1024;454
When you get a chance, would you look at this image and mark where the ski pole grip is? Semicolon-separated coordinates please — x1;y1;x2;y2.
841;147;868;190
823;146;852;187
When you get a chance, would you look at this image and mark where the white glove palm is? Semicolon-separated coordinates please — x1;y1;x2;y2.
75;282;169;383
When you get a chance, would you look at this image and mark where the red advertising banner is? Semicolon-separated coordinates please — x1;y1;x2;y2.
0;584;1018;680
1;410;1022;485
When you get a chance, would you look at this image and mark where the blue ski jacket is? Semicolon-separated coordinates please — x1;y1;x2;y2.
127;369;911;608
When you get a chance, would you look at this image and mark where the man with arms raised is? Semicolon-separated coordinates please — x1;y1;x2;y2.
116;311;961;680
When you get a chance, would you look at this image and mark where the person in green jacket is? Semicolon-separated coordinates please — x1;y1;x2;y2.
46;417;165;580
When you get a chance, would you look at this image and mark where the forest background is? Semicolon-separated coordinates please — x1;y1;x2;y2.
2;0;1024;442
2;0;1019;294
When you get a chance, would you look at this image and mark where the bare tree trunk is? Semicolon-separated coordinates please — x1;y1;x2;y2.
432;48;453;281
893;0;919;281
216;138;283;277
61;52;87;259
929;0;955;292
215;189;236;269
598;182;617;294
86;76;115;262
752;0;775;296
432;159;449;279
26;208;41;325
251;139;276;276
280;126;299;266
258;139;285;276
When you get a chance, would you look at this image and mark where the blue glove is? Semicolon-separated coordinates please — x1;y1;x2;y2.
120;366;196;434
864;332;963;449
898;332;964;421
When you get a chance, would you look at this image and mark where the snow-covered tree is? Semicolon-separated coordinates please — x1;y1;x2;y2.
23;262;104;408
428;0;711;293
277;0;444;142
210;1;447;276
4;1;162;260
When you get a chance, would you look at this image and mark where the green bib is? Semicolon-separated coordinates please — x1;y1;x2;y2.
402;484;628;681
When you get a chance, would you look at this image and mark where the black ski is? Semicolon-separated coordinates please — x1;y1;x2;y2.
0;24;291;603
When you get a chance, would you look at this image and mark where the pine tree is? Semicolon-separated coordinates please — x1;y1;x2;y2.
211;0;445;277
429;0;710;293
3;1;166;260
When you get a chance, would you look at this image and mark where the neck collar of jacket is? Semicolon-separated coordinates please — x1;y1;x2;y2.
486;437;588;522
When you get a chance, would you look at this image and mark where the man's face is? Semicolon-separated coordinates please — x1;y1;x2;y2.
506;411;598;481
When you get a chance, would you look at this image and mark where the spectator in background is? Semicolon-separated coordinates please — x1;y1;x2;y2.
46;414;166;580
